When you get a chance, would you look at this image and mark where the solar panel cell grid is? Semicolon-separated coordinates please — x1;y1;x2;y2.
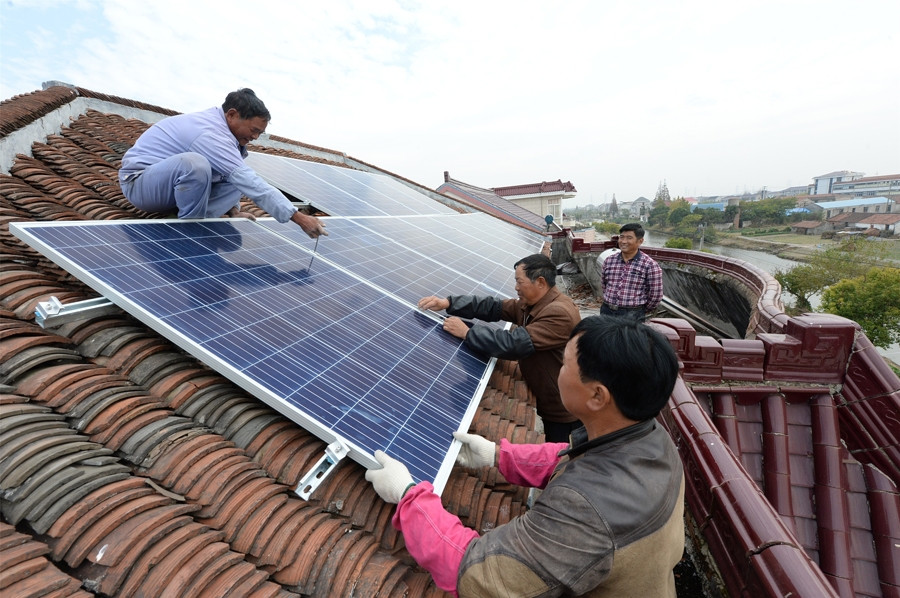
245;152;457;217
259;213;545;303
11;218;496;491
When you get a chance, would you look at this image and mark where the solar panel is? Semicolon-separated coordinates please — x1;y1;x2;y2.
246;152;457;217
11;218;495;492
258;213;546;305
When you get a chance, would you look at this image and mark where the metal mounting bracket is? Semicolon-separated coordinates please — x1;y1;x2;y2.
295;437;350;500
35;296;120;328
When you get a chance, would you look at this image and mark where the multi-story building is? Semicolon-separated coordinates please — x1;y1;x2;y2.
831;174;900;198
812;170;865;195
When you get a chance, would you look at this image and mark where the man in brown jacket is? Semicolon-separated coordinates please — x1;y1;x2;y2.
418;253;582;442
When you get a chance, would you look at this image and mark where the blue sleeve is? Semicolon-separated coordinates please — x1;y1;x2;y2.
227;165;298;223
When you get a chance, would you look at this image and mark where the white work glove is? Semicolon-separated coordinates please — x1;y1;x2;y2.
453;432;497;469
365;450;415;504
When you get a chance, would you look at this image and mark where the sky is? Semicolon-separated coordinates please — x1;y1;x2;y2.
1;0;898;208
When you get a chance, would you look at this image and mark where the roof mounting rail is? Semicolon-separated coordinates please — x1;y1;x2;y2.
295;437;350;500
35;296;120;328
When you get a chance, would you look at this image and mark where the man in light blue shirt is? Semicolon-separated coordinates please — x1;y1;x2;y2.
119;88;326;238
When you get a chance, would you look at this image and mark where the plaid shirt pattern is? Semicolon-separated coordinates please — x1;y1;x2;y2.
601;250;663;311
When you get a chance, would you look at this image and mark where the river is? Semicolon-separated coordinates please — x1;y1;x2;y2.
642;231;900;364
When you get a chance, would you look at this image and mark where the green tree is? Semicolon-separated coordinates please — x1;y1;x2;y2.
723;204;739;224
776;238;893;311
649;203;670;227
654;181;671;204
775;263;822;311
667;198;692;226
740;197;798;226
821;268;900;349
694;206;728;225
674;213;703;238
664;237;693;249
593;221;620;237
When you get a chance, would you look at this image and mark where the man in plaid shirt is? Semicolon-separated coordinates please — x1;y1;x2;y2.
597;223;663;321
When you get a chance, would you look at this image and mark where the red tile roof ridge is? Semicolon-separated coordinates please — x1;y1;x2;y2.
492;179;577;196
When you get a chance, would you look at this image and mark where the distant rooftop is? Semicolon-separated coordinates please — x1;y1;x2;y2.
814;196;893;209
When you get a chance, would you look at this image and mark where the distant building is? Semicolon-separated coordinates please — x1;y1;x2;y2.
827;211;870;231
831;174;900;198
791;220;828;235
814;196;895;219
857;213;900;235
631;197;652;221
769;185;813;198
492;178;576;223
812;171;865;195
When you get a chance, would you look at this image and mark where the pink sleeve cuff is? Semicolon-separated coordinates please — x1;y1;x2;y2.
497;438;567;488
392;482;480;594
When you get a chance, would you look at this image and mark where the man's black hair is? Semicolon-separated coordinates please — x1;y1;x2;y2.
571;315;678;421
514;254;556;287
618;222;645;239
223;88;271;121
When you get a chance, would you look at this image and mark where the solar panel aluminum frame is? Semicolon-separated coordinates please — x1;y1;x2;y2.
10;218;495;495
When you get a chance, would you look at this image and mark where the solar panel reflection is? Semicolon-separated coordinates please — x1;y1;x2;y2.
245;152;457;216
259;213;545;304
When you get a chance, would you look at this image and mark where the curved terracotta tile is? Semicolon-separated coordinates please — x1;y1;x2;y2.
88;505;199;584
246;500;307;557
0;522;92;598
58;315;136;346
76;325;148;358
199;560;282;598
69;387;150;428
119;416;198;466
254;505;320;568
0;346;83;385
171;379;236;416
194;465;268;520
139;533;229;598
96;408;171;450
113;522;222;598
133;356;195;390
16;363;114;405
229;493;289;555
156;437;238;490
241;418;300;460
44;478;150;544
225;409;282;449
307;525;370;597
328;532;380;597
145;433;225;485
222;478;291;542
174;446;248;498
99;337;171;374
200;474;287;534
272;517;346;591
44;373;130;413
265;432;324;486
147;366;215;401
63;493;176;567
195;394;255;431
5;285;80;310
0;433;107;493
312;464;378;528
0;429;81;484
